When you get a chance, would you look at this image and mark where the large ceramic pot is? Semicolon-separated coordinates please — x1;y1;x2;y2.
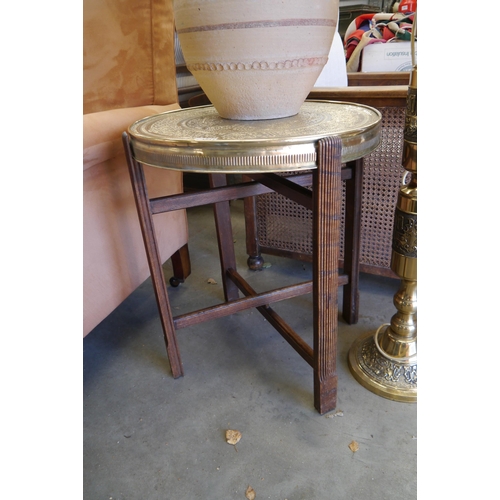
174;0;339;120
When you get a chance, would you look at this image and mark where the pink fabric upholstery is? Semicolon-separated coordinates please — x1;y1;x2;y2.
83;0;188;336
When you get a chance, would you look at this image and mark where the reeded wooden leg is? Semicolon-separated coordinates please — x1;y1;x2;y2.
122;133;184;378
341;158;363;324
312;136;342;414
169;243;191;287
209;174;240;302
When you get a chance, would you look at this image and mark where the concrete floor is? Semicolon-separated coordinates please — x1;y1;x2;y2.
83;200;417;500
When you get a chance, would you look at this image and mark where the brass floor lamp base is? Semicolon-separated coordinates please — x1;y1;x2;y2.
348;329;417;403
349;16;418;405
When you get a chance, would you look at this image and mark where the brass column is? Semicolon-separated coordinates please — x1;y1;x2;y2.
348;18;417;402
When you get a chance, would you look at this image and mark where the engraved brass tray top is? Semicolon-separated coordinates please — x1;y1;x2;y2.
128;100;382;173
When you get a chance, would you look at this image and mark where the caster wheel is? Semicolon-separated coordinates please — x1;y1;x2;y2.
247;255;264;271
169;277;183;287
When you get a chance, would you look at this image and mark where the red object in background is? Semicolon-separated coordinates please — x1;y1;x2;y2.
399;0;417;13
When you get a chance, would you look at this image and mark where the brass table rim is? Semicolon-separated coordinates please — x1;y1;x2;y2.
127;100;382;173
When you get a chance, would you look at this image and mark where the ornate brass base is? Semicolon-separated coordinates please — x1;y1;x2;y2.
348;328;417;403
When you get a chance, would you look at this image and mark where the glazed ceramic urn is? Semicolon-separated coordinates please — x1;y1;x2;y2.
174;0;339;120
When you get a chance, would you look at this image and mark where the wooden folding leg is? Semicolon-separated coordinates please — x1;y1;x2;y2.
313;136;342;414
122;133;184;378
341;158;363;324
209;174;240;302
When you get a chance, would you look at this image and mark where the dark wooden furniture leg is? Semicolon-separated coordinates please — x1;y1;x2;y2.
169;244;191;287
341;159;363;324
122;133;184;378
313;136;342;414
209;174;240;302
243;179;265;271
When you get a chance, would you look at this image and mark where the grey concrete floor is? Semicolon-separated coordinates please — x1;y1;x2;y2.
83;200;417;500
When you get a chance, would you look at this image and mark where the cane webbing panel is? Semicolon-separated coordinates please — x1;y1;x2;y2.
254;106;407;273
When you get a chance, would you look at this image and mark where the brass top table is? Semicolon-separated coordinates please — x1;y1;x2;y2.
123;100;381;414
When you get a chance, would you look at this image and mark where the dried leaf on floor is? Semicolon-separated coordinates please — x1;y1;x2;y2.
207;278;217;284
325;410;344;418
226;429;242;445
245;485;256;499
348;440;359;452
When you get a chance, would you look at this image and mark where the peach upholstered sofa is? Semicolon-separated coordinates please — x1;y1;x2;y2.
83;0;190;336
